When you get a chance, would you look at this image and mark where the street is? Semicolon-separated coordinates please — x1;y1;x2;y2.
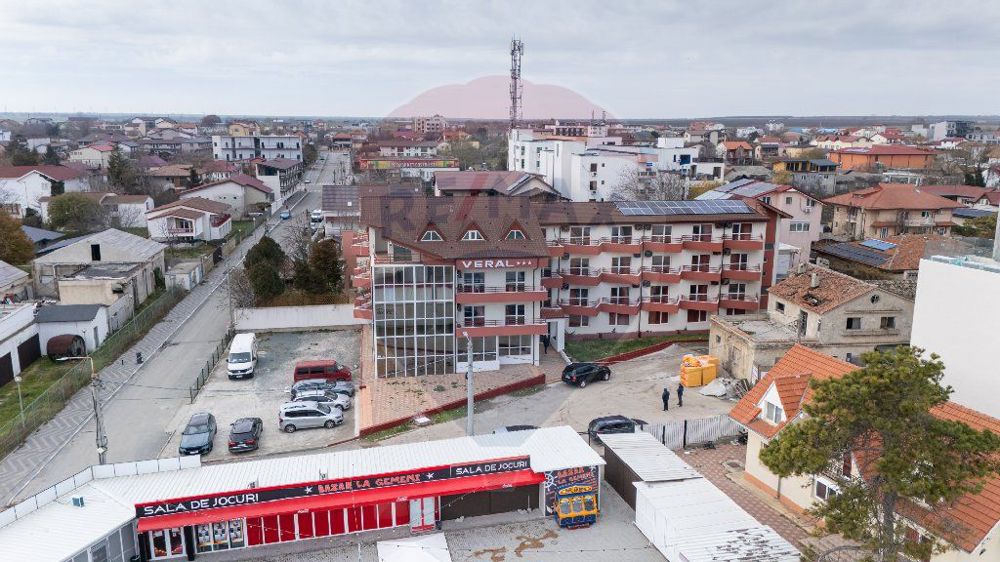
11;155;338;501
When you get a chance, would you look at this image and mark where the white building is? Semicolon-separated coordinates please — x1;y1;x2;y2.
68;143;116;170
39;193;153;228
0;303;41;381
211;135;303;162
35;304;110;353
377;141;440;158
146;197;233;242
412;114;447;134
178;174;274;218
911;254;1000;418
0;165;88;218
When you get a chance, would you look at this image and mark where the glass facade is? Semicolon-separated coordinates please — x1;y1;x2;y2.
373;265;455;376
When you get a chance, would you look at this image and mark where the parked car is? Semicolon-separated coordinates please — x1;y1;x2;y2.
290;378;355;399
292;389;351;410
561;363;611;388
304;179;312;184
228;417;263;453
310;209;323;223
493;425;539;434
279;209;291;220
279;401;344;433
179;412;217;455
293;360;352;382
587;415;637;444
227;332;257;379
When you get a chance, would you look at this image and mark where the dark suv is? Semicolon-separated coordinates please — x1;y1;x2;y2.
587;415;638;443
228;417;262;453
561;363;611;388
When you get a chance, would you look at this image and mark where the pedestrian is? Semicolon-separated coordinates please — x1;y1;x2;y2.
661;386;670;411
677;383;684;407
542;335;550;354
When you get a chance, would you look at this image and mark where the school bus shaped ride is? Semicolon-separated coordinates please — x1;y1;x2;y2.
553;485;598;528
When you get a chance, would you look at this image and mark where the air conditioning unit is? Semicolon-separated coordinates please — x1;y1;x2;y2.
723;248;731;255
561;283;570;290
721;279;730;285
644;250;653;257
562;253;570;260
642;280;651;287
633;253;641;258
803;207;811;214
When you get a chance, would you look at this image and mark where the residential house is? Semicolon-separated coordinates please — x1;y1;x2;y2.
433;171;561;199
824;183;964;239
973;190;1000;210
718;141;756;165
729;344;1000;562
212;134;302;162
696;179;821;276
19;225;63;255
179;137;211;153
226;121;261;137
147;163;197;191
708;265;915;378
811;135;872;151
811;235;973;280
919;184;994;206
952;207;997;225
321;184;422;238
68;143;116;170
31;228;166;302
198;160;238;183
0;303;42;385
178;174;274;218
145;197;232;242
412;115;447;135
0;261;31;300
124;117;155;137
139;138;184;157
254;159;304;196
829;145;938;171
0;165;88;218
39;192;153;228
772;157;840;195
35;304;109;353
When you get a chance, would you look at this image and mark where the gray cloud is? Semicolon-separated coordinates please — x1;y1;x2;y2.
1;0;998;117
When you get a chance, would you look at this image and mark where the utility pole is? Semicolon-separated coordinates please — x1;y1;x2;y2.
60;356;105;464
461;329;475;436
509;38;524;131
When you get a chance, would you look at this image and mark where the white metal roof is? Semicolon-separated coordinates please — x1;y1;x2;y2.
598;431;702;483
377;532;452;562
676;527;800;562
33;228;165;264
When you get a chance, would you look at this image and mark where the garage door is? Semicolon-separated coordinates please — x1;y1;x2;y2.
441;485;539;520
17;335;40;372
0;354;12;388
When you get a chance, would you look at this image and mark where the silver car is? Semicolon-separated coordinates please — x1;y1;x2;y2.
279;401;344;433
292;389;351;411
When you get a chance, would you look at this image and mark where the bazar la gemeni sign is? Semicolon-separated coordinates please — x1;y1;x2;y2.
136;457;531;518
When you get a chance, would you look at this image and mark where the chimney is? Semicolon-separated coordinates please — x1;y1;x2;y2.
810;272;819;288
797;262;806;274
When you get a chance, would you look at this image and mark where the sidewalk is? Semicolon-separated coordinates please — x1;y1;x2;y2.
0;222;271;505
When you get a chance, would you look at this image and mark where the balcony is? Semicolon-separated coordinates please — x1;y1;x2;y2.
641;265;682;284
679;294;720;312
597;297;641;315
455;284;547;304
558;237;603;256
540;270;563;289
719;294;760;311
561;268;601;287
166;227;195;235
601;236;642;254
351;271;371;289
642;295;680;313
681;234;723;252
540;306;565;319
558;298;601;317
641;235;683;253
546;239;567;257
722;233;764;251
456;319;548;337
680;264;722;282
598;266;642;285
722;264;762;281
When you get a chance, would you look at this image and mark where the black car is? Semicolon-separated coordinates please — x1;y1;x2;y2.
290;378;355;399
587;415;638;443
561;363;611;388
179;412;217;455
228;417;263;453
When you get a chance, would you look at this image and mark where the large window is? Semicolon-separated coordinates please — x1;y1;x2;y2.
498;335;532;356
569;226;591;245
765;401;783;424
148;528;185;559
687;309;708;323
569;258;590;276
789;221;811;232
649;285;669;302
814;479;839;501
464;306;486;326
650;255;671;272
569;315;590;327
457;336;497;363
610;225;633;243
610;286;630;305
461;271;485;293
729;253;749;269
569;288;589;306
692;223;713;241
610;256;632;274
505;271;526;292
608;312;630;326
373;265;455;377
647;311;669;324
731;222;752;240
504;304;525;325
651;224;672;242
195;519;246;554
845;317;862;331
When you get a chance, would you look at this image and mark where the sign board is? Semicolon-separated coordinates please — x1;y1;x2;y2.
457;258;538;270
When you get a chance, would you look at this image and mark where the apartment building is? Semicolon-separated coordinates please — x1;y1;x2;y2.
412;114;447;134
376;140;441;157
350;196;783;376
211;135;303;162
824;183;964;239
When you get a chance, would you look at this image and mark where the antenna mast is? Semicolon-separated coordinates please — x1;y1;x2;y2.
509;38;524;130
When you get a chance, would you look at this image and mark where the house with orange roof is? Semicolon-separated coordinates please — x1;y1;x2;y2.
717;140;756;165
145;197;232;242
824;183;965;239
67;143;117;170
729;344;1000;561
829;145;938;171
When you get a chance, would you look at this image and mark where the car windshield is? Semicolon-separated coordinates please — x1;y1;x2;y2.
317;403;332;414
184;422;210;434
229;352;251;363
231;420;254;433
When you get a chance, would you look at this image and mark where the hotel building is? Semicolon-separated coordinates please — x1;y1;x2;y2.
350;196;785;377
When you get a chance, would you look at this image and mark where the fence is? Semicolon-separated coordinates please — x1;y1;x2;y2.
638;414;744;450
0;288;186;459
234;304;366;332
188;328;235;403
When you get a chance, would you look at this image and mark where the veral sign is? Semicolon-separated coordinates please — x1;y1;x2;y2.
458;258;537;270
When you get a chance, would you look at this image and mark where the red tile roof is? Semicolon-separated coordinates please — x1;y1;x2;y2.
0;165;85;181
823;183;965;211
183;174;271;195
722;141;753;150
831;145;937;156
768;265;876;314
979;191;1000;206
148;196;230;216
920;184;992;200
434;171;556;196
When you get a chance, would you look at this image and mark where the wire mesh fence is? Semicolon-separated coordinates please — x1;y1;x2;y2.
189;329;236;403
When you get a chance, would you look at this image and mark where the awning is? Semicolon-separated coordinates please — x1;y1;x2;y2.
138;470;544;532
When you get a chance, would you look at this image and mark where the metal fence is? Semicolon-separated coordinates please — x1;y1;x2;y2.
188;328;235;403
0;288;186;459
638;414;744;450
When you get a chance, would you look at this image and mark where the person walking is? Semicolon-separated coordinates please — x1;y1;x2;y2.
661;386;670;411
541;335;550;354
677;383;684;407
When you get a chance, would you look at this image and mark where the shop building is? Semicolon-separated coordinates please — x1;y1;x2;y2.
351;196;785;377
0;426;603;562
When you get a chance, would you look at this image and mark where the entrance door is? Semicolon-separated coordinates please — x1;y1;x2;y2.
409;497;436;532
296;512;314;539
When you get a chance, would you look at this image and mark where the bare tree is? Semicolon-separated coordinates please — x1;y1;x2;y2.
612;168;687;201
112;203;145;229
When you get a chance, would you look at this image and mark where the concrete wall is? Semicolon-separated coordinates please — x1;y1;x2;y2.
37;309;109;353
743;431;815;514
911;258;1000;418
0;306;40;377
234;304;366;332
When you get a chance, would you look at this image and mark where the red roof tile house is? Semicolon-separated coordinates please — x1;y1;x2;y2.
145;197;232;242
824;183;965;239
0;165;89;218
829;145;937;171
717;140;756;165
178;174;274;218
729;345;1000;561
433;171;562;199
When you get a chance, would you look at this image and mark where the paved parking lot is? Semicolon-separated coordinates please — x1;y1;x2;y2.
161;330;361;460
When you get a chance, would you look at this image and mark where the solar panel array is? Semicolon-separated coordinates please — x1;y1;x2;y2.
860;239;897;251
821;243;889;268
614;200;755;216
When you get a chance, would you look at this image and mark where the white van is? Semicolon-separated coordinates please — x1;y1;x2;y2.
227;333;258;379
310;209;323;223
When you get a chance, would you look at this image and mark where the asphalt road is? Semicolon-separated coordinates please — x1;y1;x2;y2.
17;158;330;500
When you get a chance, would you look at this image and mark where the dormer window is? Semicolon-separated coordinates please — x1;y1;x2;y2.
764;401;783;424
462;229;484;241
421;230;442;242
506;229;526;240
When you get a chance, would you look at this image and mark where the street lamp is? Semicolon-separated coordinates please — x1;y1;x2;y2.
58;356;107;465
460;328;475;436
13;375;24;429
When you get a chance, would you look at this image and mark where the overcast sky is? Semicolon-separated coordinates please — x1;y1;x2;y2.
2;0;997;118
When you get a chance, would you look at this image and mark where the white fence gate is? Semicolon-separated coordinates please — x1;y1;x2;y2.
638;414;744;450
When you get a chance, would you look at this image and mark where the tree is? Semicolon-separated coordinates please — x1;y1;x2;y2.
686;180;723;200
760;347;1000;562
42;145;60;165
48;193;105;232
0;212;34;264
107;146;138;191
247;261;284;303
303;143;319;167
771;170;793;185
8;135;38;166
200;114;221;127
612;168;686;201
187;168;202;188
952;214;996;238
309;238;344;293
21;208;43;228
245;236;286;270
